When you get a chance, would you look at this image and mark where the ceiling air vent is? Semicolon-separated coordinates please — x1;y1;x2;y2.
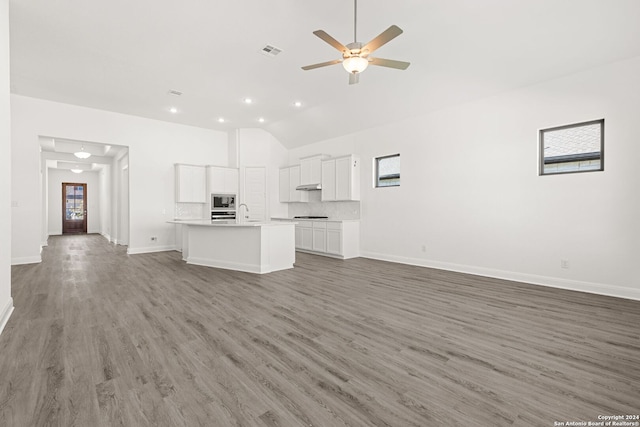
168;90;182;96
260;45;282;58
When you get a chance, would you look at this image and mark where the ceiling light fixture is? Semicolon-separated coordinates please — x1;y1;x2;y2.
218;117;225;123
74;145;91;159
258;117;265;123
169;107;178;114
243;98;253;104
342;54;369;74
71;169;83;174
294;101;302;108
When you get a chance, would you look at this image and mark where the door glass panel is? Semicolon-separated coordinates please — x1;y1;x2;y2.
65;185;84;220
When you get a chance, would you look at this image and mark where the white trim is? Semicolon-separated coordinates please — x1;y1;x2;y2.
11;255;42;265
0;298;14;336
360;251;640;302
101;232;112;242
127;245;174;255
296;248;350;260
186;256;291;274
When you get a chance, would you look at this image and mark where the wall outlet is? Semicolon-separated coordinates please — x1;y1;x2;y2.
151;236;158;242
561;259;570;269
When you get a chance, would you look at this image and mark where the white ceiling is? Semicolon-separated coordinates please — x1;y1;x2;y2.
39;136;127;172
9;0;640;149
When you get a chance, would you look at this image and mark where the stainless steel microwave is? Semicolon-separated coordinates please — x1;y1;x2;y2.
211;194;236;210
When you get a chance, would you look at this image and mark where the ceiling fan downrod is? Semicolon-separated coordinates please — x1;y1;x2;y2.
353;0;358;43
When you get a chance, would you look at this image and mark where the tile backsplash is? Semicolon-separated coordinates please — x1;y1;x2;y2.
175;203;207;219
288;191;360;220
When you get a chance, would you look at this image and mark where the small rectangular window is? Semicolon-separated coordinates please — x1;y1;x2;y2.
375;154;400;187
540;119;604;175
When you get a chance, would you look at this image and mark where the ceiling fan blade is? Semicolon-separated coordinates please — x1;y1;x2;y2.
301;59;342;71
313;30;348;53
361;25;403;54
349;73;359;85
369;57;410;70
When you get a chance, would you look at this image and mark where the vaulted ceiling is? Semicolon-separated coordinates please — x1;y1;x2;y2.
9;0;640;148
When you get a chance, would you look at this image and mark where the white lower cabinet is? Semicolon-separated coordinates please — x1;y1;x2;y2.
326;222;342;255
295;223;313;250
293;220;359;259
311;222;326;252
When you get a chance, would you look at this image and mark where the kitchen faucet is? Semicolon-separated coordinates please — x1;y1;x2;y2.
238;203;249;221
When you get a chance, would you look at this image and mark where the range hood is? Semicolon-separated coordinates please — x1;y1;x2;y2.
296;183;322;191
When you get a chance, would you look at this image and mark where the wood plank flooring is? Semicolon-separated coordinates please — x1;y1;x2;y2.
1;234;639;426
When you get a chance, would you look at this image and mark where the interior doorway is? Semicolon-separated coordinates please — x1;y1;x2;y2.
62;183;87;234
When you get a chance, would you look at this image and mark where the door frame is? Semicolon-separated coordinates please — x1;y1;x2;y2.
62;182;87;234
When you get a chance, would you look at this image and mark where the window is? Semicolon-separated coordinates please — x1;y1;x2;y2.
375;154;400;187
539;119;604;175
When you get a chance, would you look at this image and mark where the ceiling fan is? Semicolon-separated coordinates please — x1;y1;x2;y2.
301;0;410;85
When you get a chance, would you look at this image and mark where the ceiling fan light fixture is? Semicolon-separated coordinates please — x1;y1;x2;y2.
74;146;91;159
342;56;369;74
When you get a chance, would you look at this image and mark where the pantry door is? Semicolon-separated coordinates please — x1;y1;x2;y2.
62;183;87;234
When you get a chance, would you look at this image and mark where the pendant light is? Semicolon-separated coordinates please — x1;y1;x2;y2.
74;145;91;159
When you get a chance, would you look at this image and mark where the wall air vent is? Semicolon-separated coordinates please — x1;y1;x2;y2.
260;45;282;58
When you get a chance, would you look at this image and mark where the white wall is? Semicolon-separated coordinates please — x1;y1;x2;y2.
47;169;101;235
290;55;640;301
11;95;228;262
0;0;14;333
99;166;111;241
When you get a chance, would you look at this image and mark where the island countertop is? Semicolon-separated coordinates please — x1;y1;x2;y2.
168;219;296;227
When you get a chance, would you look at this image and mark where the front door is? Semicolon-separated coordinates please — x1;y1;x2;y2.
62;183;87;234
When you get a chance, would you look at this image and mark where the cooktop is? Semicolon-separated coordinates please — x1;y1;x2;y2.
293;216;328;219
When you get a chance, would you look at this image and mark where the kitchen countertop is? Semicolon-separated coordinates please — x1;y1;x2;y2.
168;219;295;227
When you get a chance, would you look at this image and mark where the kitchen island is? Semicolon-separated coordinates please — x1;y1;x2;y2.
169;220;295;274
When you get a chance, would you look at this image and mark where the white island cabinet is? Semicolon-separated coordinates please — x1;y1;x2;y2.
169;220;295;274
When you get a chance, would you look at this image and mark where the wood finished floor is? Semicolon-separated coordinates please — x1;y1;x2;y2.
1;235;639;427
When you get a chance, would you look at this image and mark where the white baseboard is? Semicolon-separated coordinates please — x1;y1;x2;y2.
127;245;174;255
11;255;42;265
0;297;14;336
187;256;291;274
360;251;640;302
101;232;112;243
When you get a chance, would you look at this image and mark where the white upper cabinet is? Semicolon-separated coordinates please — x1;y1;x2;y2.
207;166;238;194
321;155;360;201
288;165;308;202
300;154;326;185
279;166;308;203
175;164;206;203
321;159;336;201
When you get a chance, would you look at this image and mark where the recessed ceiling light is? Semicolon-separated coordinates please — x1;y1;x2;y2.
294;101;302;108
258;117;265;123
243;98;253;104
169;107;178;114
218;117;225;123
